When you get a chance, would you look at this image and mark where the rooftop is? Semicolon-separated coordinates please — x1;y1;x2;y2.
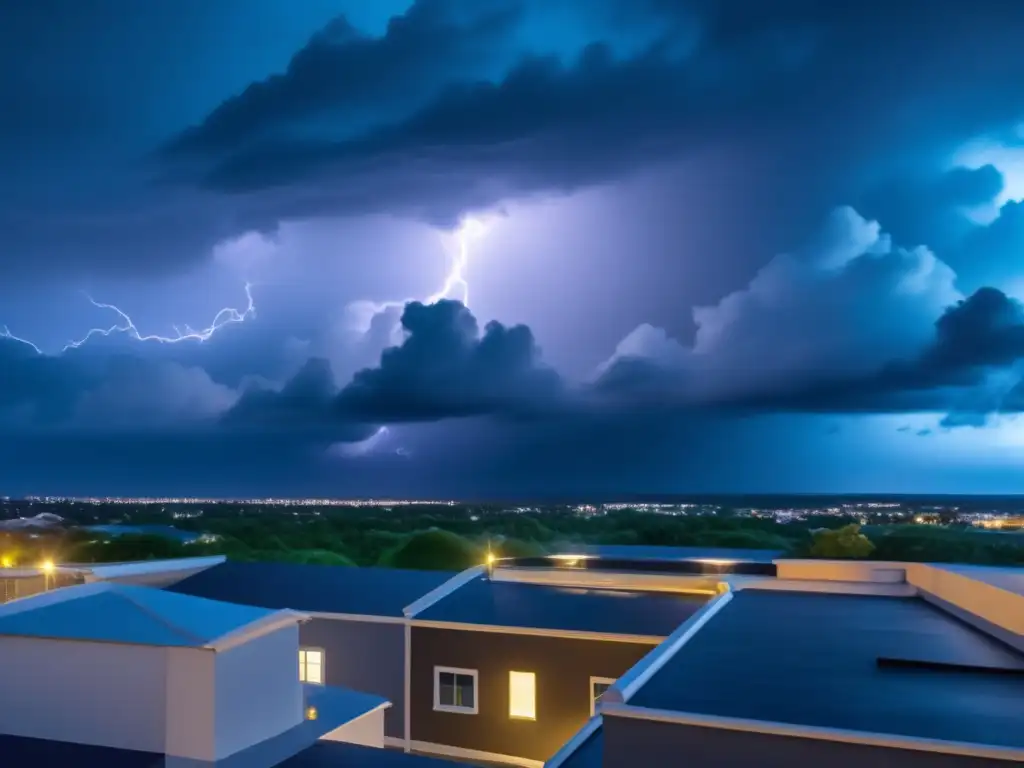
415;577;707;637
278;742;464;766
628;589;1024;749
167;561;457;618
0;581;296;647
552;544;783;563
0;730;460;768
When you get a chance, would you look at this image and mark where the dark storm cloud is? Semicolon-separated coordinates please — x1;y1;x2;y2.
720;288;1024;423
0;337;235;432
857;165;1005;255
6;0;1024;279
225;299;563;429
338;300;562;421
223;357;375;442
165;0;1024;229
164;2;523;156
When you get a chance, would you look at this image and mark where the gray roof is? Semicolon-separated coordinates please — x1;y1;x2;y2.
167;561;456;617
628;590;1024;748
416;577;706;636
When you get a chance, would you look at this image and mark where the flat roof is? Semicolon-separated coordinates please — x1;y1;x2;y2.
415;577;706;636
628;590;1024;749
0;581;290;647
167;561;456;617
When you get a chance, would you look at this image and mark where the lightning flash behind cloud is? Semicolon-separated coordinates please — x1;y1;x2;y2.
1;283;256;356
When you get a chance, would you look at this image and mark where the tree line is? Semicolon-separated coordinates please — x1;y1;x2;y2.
1;509;1022;571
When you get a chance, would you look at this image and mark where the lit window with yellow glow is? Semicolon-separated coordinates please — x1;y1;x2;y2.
508;671;536;720
299;648;324;684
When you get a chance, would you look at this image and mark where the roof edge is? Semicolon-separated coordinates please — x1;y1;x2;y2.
77;555;227;579
544;716;602;768
605;586;734;704
403;565;485;618
600;703;1024;763
205;608;309;653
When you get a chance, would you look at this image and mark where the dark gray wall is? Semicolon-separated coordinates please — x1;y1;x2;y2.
299;618;406;739
411;626;654;763
603;715;1015;768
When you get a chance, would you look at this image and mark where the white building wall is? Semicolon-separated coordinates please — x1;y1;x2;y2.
321;708;386;748
0;636;168;753
165;647;216;760
214;624;303;760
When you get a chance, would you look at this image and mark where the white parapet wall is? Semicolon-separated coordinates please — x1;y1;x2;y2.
905;563;1024;650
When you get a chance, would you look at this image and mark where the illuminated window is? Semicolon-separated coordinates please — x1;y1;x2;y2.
434;666;478;714
299;648;324;684
590;677;616;715
508;671;536;720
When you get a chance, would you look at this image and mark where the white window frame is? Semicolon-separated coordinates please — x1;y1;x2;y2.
433;665;479;715
590;676;616;715
299;647;326;685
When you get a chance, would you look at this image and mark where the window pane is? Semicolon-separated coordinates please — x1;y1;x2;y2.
594;683;610;701
306;650;322;665
456;675;475;709
439;682;455;706
306;662;323;684
509;671;536;719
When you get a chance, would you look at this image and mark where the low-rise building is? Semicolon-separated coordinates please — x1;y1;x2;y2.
1;549;1020;768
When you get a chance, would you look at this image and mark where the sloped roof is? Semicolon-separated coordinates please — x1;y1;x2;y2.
0;581;301;648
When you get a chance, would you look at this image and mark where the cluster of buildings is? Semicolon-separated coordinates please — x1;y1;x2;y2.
0;545;1020;767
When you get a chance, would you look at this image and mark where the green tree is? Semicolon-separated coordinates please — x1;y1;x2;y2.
265;549;356;566
809;524;876;559
493;537;547;559
380;529;482;571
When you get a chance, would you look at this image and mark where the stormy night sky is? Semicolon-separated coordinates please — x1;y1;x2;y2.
3;0;1024;497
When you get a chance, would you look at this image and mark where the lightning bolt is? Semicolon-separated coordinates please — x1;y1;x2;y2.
336;217;490;457
0;326;43;355
346;217;488;336
425;216;487;307
62;282;256;352
0;283;256;356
